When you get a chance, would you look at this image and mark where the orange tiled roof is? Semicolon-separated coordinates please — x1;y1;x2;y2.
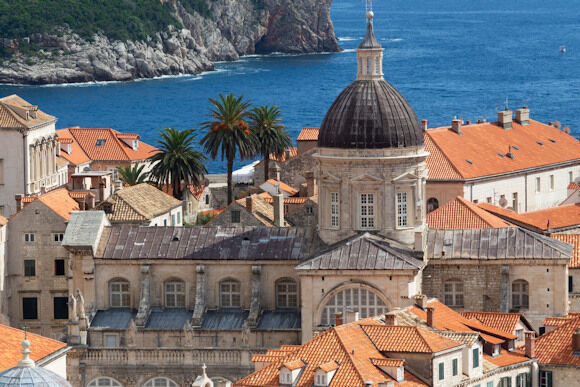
0;216;7;226
535;316;580;366
551;234;580;268
362;325;462;353
484;349;529;367
426;196;511;229
426;119;580;180
56;128;91;165
0;95;56;130
198;208;225;218
59;127;158;163
568;182;580;190
18;188;80;221
188;185;208;200
68;191;96;199
479;202;580;231
269;147;298;162
297;127;319;141
371;358;405;367
258;192;311;205
282;359;305;370
318;360;340;372
265;179;299;196
0;324;66;371
460;311;524;335
252;354;286;363
542;313;580;327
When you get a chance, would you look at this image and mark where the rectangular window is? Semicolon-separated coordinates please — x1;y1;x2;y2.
22;297;38;320
205;194;210;205
163;219;167;226
540;371;552;387
500;376;512;387
512;192;518;212
231;210;240;223
360;193;375;229
570;275;574;293
452;358;458;376
570;171;574;183
24;260;36;277
473;199;479;204
550;175;554;190
486;197;492;203
177;212;181;225
24;233;35;243
397;191;408;227
55;259;65;276
306;206;313;214
487;382;493;387
171;214;175;226
536;177;541;192
330;192;339;228
104;334;118;348
516;373;528;387
473;347;479;368
53;297;68;319
53;233;64;243
438;362;444;380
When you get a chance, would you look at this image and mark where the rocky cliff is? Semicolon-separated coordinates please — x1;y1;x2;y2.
0;0;339;85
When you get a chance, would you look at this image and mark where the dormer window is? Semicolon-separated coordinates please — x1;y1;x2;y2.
493;344;500;357
96;139;106;146
371;358;404;383
279;359;305;385
132;140;138;150
67;144;72;154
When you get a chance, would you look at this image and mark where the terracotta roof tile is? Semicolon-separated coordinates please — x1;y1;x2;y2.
252;354;285;363
362;325;463;353
371;358;405;367
426;120;580;180
0;216;7;226
265;179;299;196
318;360;340;372
542;313;580;327
68;191;96;199
269;147;298;162
56;128;91;165
61;127;158;163
297;127;320;141
535;316;580;366
0;95;56;130
16;188;81;221
480;202;580;231
484;349;530;367
0;324;66;371
282;359;305;370
460;311;524;335
568;182;580;190
259;192;310;205
552;234;580;268
426;196;512;229
188;185;208;200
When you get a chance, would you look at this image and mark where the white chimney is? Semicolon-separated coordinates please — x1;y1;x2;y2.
515;107;530;126
273;191;284;227
451;118;462;134
498;110;513;129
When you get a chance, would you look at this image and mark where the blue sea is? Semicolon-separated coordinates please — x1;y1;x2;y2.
1;0;578;173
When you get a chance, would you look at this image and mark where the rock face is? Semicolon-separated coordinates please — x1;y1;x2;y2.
0;0;339;85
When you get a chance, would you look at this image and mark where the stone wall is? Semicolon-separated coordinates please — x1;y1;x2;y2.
208;202;265;227
540;365;580;387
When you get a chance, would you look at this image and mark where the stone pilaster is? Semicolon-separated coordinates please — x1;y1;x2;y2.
500;265;510;313
246;265;261;328
135;265;151;327
192;264;206;327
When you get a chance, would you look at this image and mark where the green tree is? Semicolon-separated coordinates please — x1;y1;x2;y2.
200;93;256;204
116;163;148;186
147;127;207;199
248;104;292;181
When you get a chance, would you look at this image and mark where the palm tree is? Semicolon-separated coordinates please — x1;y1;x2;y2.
248;105;292;181
116;164;148;186
147;127;207;199
200;93;256;204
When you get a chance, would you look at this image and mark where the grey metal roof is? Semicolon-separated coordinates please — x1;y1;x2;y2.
256;310;301;330
318;79;423;149
0;367;71;387
425;227;573;260
62;211;110;252
90;309;135;330
145;308;191;330
201;309;248;330
358;20;381;49
98;226;315;261
296;233;423;271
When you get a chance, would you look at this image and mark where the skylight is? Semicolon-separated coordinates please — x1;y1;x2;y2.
536;141;544;146
498;153;505;158
512;145;520;150
96;139;106;146
466;159;473;164
549;138;556;143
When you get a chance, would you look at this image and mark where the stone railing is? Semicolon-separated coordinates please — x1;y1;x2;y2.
82;348;262;367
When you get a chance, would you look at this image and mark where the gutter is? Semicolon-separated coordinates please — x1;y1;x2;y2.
35;346;70;367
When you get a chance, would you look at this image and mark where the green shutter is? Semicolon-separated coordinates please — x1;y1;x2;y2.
548;371;552;387
439;362;444;380
452;358;458;376
473;348;479;368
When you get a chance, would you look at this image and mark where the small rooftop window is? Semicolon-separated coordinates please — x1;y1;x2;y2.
549;138;556;143
96;139;106;146
498;153;505;158
512;145;520;150
466;159;473;165
536;141;544;146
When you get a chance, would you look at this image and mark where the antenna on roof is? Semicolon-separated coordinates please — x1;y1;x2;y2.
505;96;509;111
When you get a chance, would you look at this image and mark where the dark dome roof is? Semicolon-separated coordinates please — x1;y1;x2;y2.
318;80;424;149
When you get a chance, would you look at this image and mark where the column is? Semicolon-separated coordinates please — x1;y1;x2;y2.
192;264;206;327
246;265;261;327
135;265;151;327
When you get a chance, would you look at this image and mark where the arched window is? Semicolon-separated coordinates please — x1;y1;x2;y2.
320;287;388;326
220;279;241;308
87;377;122;386
109;279;130;308
366;57;371;75
512;280;529;309
143;378;178;387
276;279;298;309
427;197;439;213
165;280;185;308
444;279;464;308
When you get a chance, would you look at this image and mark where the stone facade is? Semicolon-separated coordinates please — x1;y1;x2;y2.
0;219;7;324
538;365;580;387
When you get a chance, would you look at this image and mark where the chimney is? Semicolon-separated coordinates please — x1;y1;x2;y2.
465;120;471;125
515;106;530;126
451;118;462;134
498;110;513;130
384;313;397;326
525;331;536;358
273;190;284;227
335;313;343;326
305;171;316;197
284;149;292;161
414;294;428;309
421;119;428;131
246;196;253;213
572;329;580;353
426;306;434;327
15;194;23;212
271;165;281;181
346;311;359;324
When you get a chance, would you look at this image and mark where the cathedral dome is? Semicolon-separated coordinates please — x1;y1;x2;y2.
318;11;423;149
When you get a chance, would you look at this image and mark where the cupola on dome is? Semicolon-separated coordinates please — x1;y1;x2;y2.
318;11;423;149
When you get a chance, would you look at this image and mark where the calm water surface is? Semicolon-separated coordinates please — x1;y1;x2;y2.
1;0;578;173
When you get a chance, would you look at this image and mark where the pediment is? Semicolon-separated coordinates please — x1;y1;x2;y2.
351;173;383;183
392;172;419;183
320;172;341;183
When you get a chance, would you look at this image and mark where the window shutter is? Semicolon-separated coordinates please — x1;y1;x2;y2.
548;371;552;387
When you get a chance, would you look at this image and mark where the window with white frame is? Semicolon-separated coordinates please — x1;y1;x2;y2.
165;280;185;308
444;279;464;307
397;191;408;227
276;279;298;308
315;373;326;386
143;378;178;387
570;171;574;183
512;192;518;212
550;174;554;190
512;279;529;309
87;377;122;387
539;370;552;387
109;279;130;307
53;233;64;242
536;177;541;192
320;287;387;326
360;193;375;229
24;233;35;243
330;192;339;228
220;279;241;307
516;372;529;387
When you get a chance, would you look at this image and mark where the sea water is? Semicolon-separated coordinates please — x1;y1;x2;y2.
0;0;578;173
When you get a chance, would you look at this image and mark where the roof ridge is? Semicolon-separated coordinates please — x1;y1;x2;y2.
456;196;496;227
365;237;423;269
110;128;134;159
425;131;465;179
333;325;369;385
